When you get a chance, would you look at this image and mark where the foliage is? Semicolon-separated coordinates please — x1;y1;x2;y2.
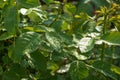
0;0;120;80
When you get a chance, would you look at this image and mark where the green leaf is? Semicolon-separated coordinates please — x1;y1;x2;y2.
24;26;47;33
91;0;109;8
17;0;40;8
114;22;120;31
47;61;59;75
64;3;76;15
0;5;18;40
27;8;47;22
57;64;70;74
9;32;42;62
28;11;41;22
51;20;62;32
59;32;72;45
4;5;18;34
76;0;93;16
69;61;89;80
92;61;118;80
45;32;61;51
28;51;47;72
3;64;28;80
78;37;94;53
0;0;6;8
101;31;120;45
2;55;11;64
0;33;15;41
87;20;96;32
42;0;54;5
61;21;70;31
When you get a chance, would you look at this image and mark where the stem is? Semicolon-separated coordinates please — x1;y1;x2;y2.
110;45;114;63
101;14;108;61
103;14;107;34
101;43;105;61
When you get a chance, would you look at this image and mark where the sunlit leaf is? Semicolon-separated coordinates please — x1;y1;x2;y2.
47;61;59;75
64;3;76;15
61;21;70;31
0;0;6;8
78;37;94;53
111;65;120;75
25;8;47;22
57;64;70;74
45;32;61;51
